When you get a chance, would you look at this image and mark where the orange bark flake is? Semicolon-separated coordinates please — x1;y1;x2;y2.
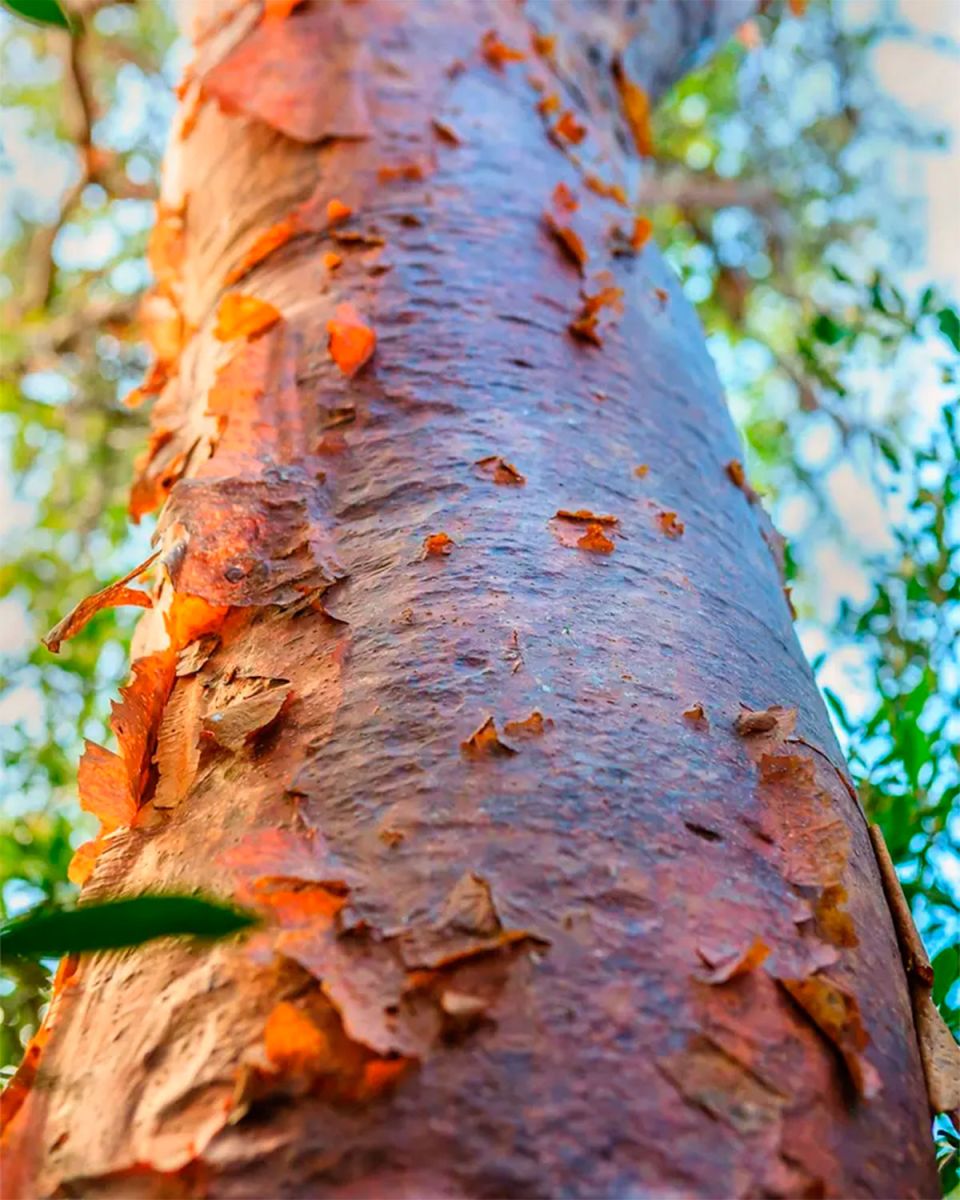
317;431;348;455
813;884;859;949
537;93;560;117
326;197;353;225
327;303;376;377
475;455;526;485
432;118;462;146
531;32;556;58
67;836;106;886
553;111;587;145
734;704;796;738
556;508;618;524
726;457;760;501
377;162;428;183
584;174;629;206
613;61;655;157
263;0;304;22
634;464;649;478
178;78;205;141
124;359;168;411
683;702;707;724
112;649;178;800
461;716;517;759
423;532;455;557
552;182;579;213
551;509;618;553
147;206;185;294
503;711;553;737
727;458;746;488
75;646;179;834
164;594;229;652
140;289;190;365
224;217;298;287
544;213;587;273
42;551;160;654
214;293;282;342
1;1023;50;1133
322;251;343;271
253;882;345;927
697;937;769;984
656;510;684;538
359;1057;414;1098
569;286;623;345
77;741;136;831
544;183;588;272
577;523;615;554
265;1002;329;1073
630;216;654;251
779;975;880;1099
481;30;525;70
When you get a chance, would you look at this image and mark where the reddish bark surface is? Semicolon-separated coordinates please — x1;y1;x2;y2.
4;1;938;1196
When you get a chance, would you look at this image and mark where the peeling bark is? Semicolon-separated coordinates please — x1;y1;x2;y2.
5;1;939;1197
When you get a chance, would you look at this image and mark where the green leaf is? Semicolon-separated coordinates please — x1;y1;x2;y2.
931;945;959;1012
1;0;71;30
938;307;960;354
876;436;901;471
0;894;258;958
822;686;854;734
811;313;848;345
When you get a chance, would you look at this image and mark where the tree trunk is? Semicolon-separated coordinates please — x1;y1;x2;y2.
4;1;938;1196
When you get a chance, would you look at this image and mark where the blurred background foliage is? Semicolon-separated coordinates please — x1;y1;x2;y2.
0;0;957;1185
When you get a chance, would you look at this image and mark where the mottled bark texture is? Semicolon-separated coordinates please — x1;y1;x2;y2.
4;1;939;1196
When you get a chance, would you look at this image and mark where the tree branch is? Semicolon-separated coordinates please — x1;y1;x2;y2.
19;30;95;315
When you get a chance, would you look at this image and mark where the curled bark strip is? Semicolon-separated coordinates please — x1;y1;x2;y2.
868;825;959;1114
912;985;960;1115
43;551;160;653
867;824;933;987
